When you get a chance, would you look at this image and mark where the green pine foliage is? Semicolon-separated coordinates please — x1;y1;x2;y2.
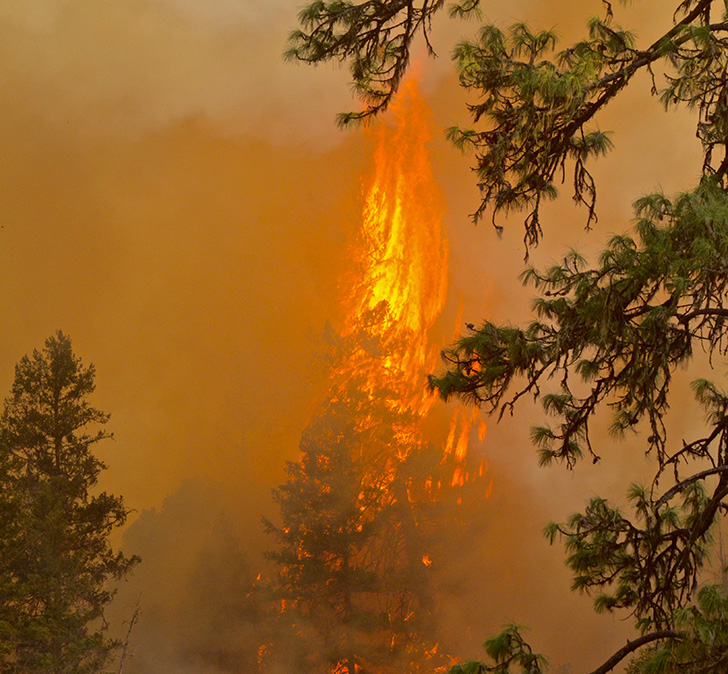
431;178;728;670
286;0;482;125
0;332;138;674
626;584;728;674
288;1;728;672
449;625;546;674
434;178;728;469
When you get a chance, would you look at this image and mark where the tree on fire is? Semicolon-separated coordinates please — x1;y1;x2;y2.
0;332;138;674
265;387;399;674
264;390;438;674
264;313;486;673
287;0;728;672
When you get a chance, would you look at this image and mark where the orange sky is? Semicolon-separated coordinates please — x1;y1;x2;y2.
0;1;711;672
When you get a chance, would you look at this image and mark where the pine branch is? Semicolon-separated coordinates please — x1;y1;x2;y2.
586;630;681;674
656;465;728;508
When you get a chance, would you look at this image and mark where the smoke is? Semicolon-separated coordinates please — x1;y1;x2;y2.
109;479;272;674
0;0;713;672
0;0;354;145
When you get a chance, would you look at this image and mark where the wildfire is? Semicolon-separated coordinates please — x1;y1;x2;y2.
351;79;448;338
341;77;485;473
269;77;492;674
340;79;447;418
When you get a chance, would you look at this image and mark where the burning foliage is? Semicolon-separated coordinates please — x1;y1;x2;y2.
263;80;490;674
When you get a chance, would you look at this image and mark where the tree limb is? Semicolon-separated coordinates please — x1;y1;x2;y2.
586;630;681;674
656;465;728;508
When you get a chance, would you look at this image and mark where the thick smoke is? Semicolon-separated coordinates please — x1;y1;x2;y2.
0;0;354;144
0;0;712;672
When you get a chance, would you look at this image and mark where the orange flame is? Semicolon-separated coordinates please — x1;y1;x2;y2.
340;78;487;480
351;79;448;339
341;79;448;421
282;77;492;674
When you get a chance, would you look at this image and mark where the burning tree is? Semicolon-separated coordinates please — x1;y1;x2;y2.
265;372;436;674
265;320;488;674
287;0;728;673
264;81;490;673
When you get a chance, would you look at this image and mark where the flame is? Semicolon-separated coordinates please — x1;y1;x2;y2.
352;79;448;338
325;76;493;505
276;78;491;673
342;78;448;421
339;80;489;479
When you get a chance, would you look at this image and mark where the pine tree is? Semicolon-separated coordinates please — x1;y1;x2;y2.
0;331;138;674
264;382;426;674
263;314;476;673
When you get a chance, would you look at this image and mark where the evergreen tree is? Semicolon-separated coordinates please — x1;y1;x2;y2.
265;379;446;674
289;0;728;672
0;331;138;674
264;312;483;673
265;388;389;674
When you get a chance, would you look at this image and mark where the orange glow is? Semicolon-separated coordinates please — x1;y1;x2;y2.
337;79;488;480
342;78;448;421
351;80;448;332
284;78;493;673
257;643;269;669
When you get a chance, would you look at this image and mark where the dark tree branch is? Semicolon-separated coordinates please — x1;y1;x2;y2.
656;464;728;508
679;307;728;323
586;630;681;674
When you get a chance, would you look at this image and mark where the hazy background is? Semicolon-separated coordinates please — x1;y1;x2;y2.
0;0;709;672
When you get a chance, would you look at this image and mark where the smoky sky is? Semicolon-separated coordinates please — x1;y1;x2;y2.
0;0;713;672
0;0;354;144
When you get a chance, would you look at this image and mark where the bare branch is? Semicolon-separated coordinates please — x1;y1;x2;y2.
586;630;681;674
